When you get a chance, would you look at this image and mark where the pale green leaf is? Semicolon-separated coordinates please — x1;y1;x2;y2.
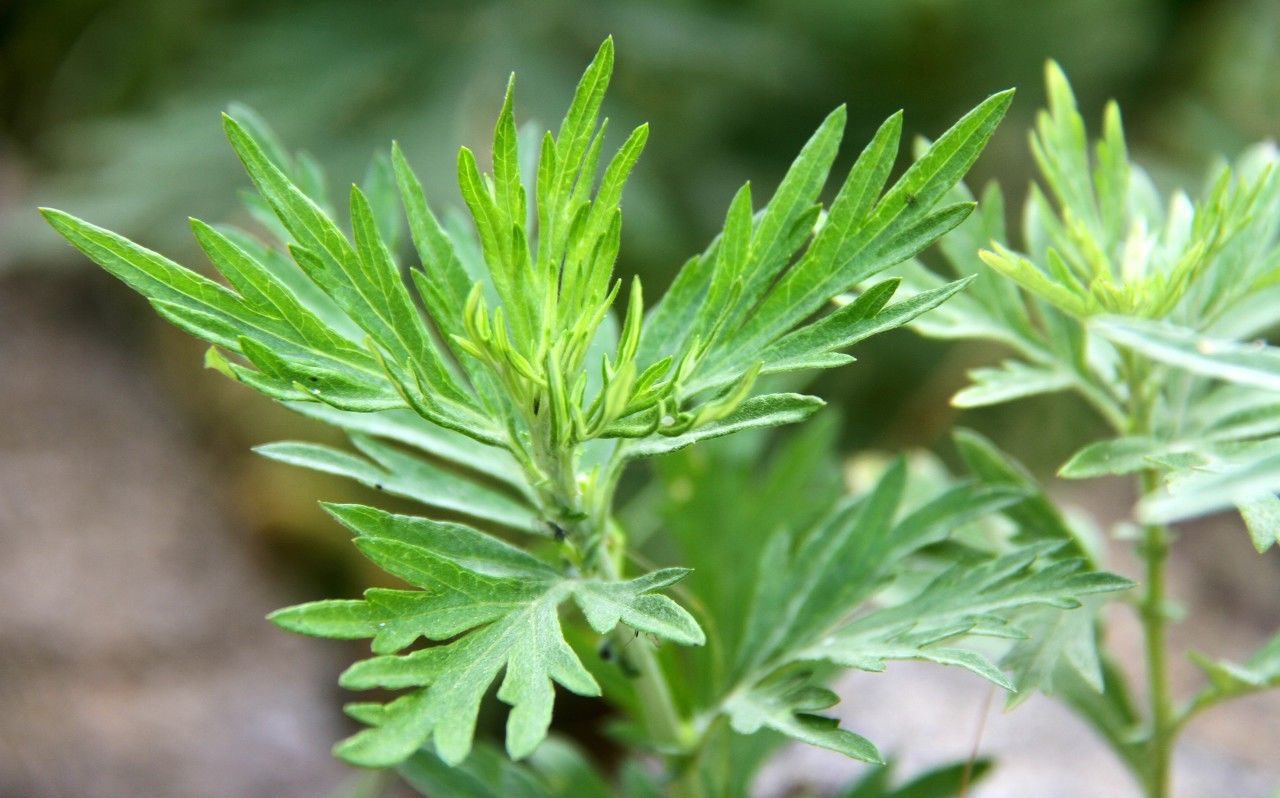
254;437;541;533
952;360;1073;408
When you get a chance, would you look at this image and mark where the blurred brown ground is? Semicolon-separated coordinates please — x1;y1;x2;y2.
0;273;353;798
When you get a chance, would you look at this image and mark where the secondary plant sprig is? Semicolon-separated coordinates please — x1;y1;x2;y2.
885;59;1280;798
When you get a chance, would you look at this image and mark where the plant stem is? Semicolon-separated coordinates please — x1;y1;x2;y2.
534;438;698;793
596;548;691;752
1139;471;1174;798
1122;349;1176;797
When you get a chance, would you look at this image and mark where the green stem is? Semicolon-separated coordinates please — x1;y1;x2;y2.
532;438;699;794
596;548;692;753
1139;470;1174;798
1122;347;1175;798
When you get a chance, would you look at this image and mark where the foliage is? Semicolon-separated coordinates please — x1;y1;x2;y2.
893;60;1280;541
884;59;1280;797
43;39;1149;798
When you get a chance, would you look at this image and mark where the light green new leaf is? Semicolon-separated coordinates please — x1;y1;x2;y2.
622;393;825;459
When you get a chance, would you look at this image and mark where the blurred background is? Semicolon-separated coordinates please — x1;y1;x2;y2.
1;1;1278;796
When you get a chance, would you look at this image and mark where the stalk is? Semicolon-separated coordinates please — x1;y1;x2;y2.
596;544;691;749
1124;350;1175;798
1138;470;1174;798
532;433;697;793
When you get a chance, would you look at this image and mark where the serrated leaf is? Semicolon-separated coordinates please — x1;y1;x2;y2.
286;401;527;490
254;437;541;533
800;547;1130;693
725;668;882;763
714;90;1012;370
1001;598;1106;707
952;360;1073;408
572;568;705;646
271;502;700;767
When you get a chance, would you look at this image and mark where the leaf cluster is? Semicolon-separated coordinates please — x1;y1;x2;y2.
884;60;1280;543
39;37;1036;779
630;424;1129;785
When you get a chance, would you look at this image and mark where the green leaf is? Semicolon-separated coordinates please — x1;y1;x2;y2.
734;278;972;390
334;574;590;765
637;106;847;368
952;359;1073;408
40;209;379;381
1059;436;1168;479
572;568;705;646
622;393;825;459
399;745;554;798
725;667;882;763
1096;317;1280;392
839;760;993;798
392;141;503;405
1001;598;1106;707
268;599;379;640
954;428;1097;563
799;546;1131;692
1185;629;1280;719
286;401;528;490
324;503;556;579
224;115;469;405
716;90;1012;367
1139;446;1280;525
271;502;701;767
254;436;541;533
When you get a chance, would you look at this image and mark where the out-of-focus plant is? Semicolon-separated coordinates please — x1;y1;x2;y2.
40;39;1133;797
885;60;1280;798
